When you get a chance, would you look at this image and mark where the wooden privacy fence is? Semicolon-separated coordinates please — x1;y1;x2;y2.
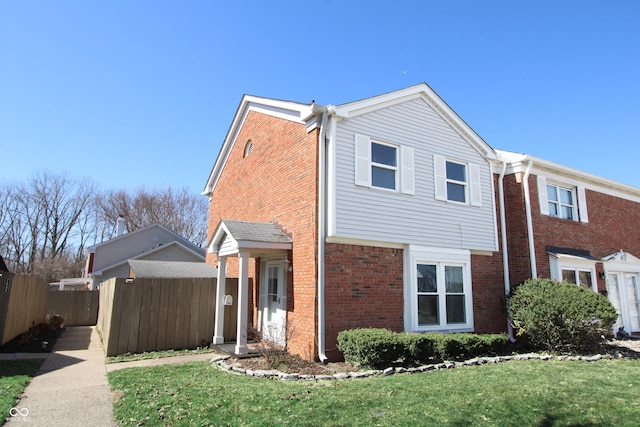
98;277;241;357
48;290;99;326
0;274;49;345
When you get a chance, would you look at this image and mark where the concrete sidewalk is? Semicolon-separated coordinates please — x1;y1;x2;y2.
6;326;116;427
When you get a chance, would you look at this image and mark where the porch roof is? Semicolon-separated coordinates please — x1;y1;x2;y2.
209;220;292;257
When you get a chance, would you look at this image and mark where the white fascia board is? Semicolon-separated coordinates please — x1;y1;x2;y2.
333;83;496;160
202;95;313;196
497;149;640;203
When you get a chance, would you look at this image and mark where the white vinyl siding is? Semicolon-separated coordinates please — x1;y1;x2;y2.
332;97;497;252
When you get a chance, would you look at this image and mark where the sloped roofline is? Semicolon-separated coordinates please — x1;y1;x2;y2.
91;240;206;277
497;149;640;200
88;223;204;256
331;83;496;160
202;95;317;196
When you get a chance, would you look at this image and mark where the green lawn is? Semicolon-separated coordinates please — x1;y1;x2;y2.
0;359;43;424
108;359;640;426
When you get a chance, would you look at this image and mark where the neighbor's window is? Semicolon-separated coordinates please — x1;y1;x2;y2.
562;268;593;289
547;184;576;220
417;263;468;327
446;161;467;203
371;141;397;190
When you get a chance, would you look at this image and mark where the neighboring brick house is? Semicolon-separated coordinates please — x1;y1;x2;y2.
204;84;506;361
497;150;640;334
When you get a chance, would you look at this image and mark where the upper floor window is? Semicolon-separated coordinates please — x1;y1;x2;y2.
371;141;397;190
537;176;589;223
355;134;414;195
434;154;482;207
547;184;576;220
446;161;467;203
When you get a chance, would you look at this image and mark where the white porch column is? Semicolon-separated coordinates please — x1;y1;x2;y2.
213;256;227;345
235;251;250;354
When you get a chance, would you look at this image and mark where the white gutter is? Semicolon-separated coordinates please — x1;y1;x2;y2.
497;159;514;342
522;160;537;278
316;108;329;363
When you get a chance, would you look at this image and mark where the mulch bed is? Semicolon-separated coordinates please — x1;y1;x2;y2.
228;339;640;375
0;323;64;353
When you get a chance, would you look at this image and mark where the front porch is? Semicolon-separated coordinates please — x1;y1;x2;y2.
209;220;293;355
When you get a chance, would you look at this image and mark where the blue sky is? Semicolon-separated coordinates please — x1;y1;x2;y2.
1;1;638;194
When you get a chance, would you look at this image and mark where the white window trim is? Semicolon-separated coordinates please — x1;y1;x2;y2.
371;140;398;191
537;175;588;223
433;154;482;207
407;245;474;332
355;133;414;195
549;253;598;292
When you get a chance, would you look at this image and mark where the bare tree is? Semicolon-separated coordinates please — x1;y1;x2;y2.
0;172;207;281
98;186;207;247
0;171;99;281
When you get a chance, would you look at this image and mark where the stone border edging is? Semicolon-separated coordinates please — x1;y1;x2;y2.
210;353;613;381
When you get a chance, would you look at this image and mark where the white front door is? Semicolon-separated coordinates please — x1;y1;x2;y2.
607;272;640;333
260;260;287;346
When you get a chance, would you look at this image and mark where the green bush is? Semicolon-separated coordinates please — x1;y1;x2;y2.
338;328;510;367
337;328;403;368
508;278;617;353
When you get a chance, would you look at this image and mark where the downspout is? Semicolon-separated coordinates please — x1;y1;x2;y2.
317;109;329;362
522;160;537;279
498;159;515;342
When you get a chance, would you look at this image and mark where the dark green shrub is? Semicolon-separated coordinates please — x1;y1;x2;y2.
337;328;403;368
508;278;617;353
338;328;510;367
400;333;435;364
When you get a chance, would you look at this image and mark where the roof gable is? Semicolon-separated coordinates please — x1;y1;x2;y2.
202;95;315;196
92;241;205;276
332;83;496;159
209;220;292;257
89;223;204;274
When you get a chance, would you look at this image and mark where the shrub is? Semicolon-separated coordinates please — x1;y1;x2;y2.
337;328;403;368
508;278;617;353
338;328;510;367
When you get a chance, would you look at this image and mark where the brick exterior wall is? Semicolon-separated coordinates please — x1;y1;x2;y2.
471;253;508;334
324;243;405;360
206;110;319;360
323;243;507;361
503;172;640;293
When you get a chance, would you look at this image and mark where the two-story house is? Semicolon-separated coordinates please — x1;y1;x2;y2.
497;150;640;335
204;84;506;361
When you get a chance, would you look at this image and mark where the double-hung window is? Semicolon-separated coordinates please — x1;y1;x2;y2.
411;247;473;331
433;154;482;206
445;161;467;203
371;141;397;190
537;176;589;223
547;184;576;220
355;134;415;194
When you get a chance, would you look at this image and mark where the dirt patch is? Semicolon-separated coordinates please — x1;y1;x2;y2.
0;322;64;353
227;353;355;375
